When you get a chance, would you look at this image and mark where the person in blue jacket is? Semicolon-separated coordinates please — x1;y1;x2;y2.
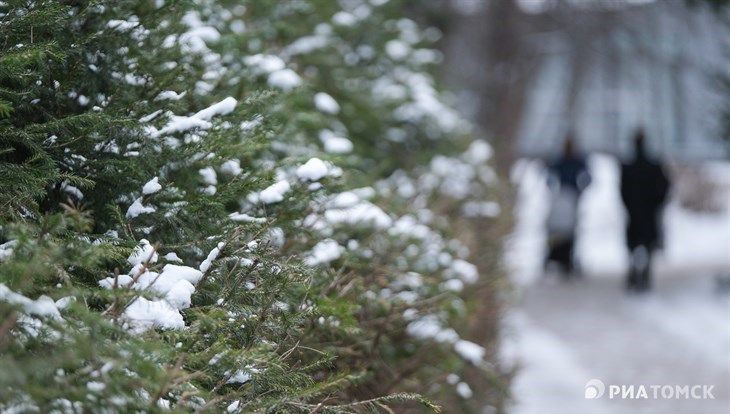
544;135;592;276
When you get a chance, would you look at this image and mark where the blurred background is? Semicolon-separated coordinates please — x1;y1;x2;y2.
417;0;730;413
437;0;729;165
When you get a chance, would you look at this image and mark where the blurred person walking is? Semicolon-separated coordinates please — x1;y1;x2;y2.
620;130;670;292
544;135;592;277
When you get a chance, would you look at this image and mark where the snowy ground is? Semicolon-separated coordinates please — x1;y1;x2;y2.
500;154;730;414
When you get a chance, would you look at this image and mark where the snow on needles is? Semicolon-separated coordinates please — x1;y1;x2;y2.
126;198;156;219
221;159;243;176
244;54;285;74
0;240;17;261
297;158;329;181
0;283;62;319
127;239;158;267
406;315;486;366
244;53;303;91
142;177;162;195
145;97;237;138
305;239;344;266
98;239;221;333
454;339;487;365
267;69;302;91
303;189;393;234
319;130;353;154
193;97;237;121
248;180;291;204
314;92;340;114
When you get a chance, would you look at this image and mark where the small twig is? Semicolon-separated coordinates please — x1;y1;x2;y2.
104;242;160;319
112;267;120;289
128;241;160;286
0;311;18;353
307;393;335;414
195;396;225;412
280;340;300;360
106;268;122;324
375;402;397;414
152;353;188;405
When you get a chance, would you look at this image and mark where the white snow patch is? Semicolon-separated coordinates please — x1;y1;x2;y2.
221;159;243;176
285;34;330;56
107;19;139;31
127;239;158;267
0;240;16;261
126;197;156;219
385;40;410;60
230;19;246;34
406;315;459;343
60;181;84;200
319;194;393;230
150;97;236;137
200;242;224;273
463;139;493;164
244;54;285;74
55;296;76;310
229;212;267;223
0;283;61;319
226;370;252;384
305;239;344;266
193;97;237;121
164;252;183;263
179;20;221;54
98;275;133;290
454;339;485;365
135;264;203;292
319;130;353;154
123;297;184;333
332;11;357;26
155;90;187;101
447;259;479;284
139;110;162;123
227;401;240;413
296;158;329;181
142;177;162;195
199;166;217;185
267;69;302;91
442;279;464;292
86;381;106;392
252;180;291;204
314;92;340;114
456;382;473;399
152;115;211;137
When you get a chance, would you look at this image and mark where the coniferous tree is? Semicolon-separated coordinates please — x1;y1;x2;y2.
0;1;507;412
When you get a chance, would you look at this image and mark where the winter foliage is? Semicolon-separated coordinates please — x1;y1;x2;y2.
0;0;505;412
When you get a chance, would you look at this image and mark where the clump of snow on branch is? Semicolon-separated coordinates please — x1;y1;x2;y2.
142;177;162;195
98;239;223;333
296;158;329;181
314;92;340;114
305;239;345;266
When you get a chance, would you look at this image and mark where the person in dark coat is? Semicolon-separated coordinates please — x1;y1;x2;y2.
620;130;670;292
544;135;591;276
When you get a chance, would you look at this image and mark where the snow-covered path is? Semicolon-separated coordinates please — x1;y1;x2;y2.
501;156;730;414
504;274;730;414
